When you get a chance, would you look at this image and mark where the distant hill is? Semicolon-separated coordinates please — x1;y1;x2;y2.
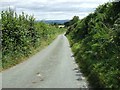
37;20;69;24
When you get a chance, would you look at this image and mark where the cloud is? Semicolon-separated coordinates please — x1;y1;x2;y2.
0;0;110;20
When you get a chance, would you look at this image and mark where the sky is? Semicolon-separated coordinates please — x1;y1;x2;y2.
0;0;112;20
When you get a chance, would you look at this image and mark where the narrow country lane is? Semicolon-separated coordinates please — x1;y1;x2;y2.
2;34;88;88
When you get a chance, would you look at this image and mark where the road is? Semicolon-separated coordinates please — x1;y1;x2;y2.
2;34;88;88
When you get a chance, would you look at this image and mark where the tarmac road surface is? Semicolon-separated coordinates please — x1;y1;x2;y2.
2;34;88;88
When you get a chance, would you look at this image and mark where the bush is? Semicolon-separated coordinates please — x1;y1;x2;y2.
1;9;65;69
66;2;120;88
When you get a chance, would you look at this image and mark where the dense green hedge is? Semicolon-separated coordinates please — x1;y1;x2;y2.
65;2;120;88
1;9;65;69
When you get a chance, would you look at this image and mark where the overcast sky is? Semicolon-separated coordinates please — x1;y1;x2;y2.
0;0;111;20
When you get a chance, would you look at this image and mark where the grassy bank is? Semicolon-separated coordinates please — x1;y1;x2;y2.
1;9;65;70
65;2;120;88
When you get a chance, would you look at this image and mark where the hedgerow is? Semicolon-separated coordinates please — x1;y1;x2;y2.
65;2;120;88
1;9;65;69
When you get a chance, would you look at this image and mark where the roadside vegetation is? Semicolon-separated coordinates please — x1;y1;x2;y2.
1;9;65;70
65;2;120;88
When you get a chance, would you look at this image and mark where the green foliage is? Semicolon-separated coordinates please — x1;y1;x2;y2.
66;2;120;88
1;9;65;69
64;16;79;27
